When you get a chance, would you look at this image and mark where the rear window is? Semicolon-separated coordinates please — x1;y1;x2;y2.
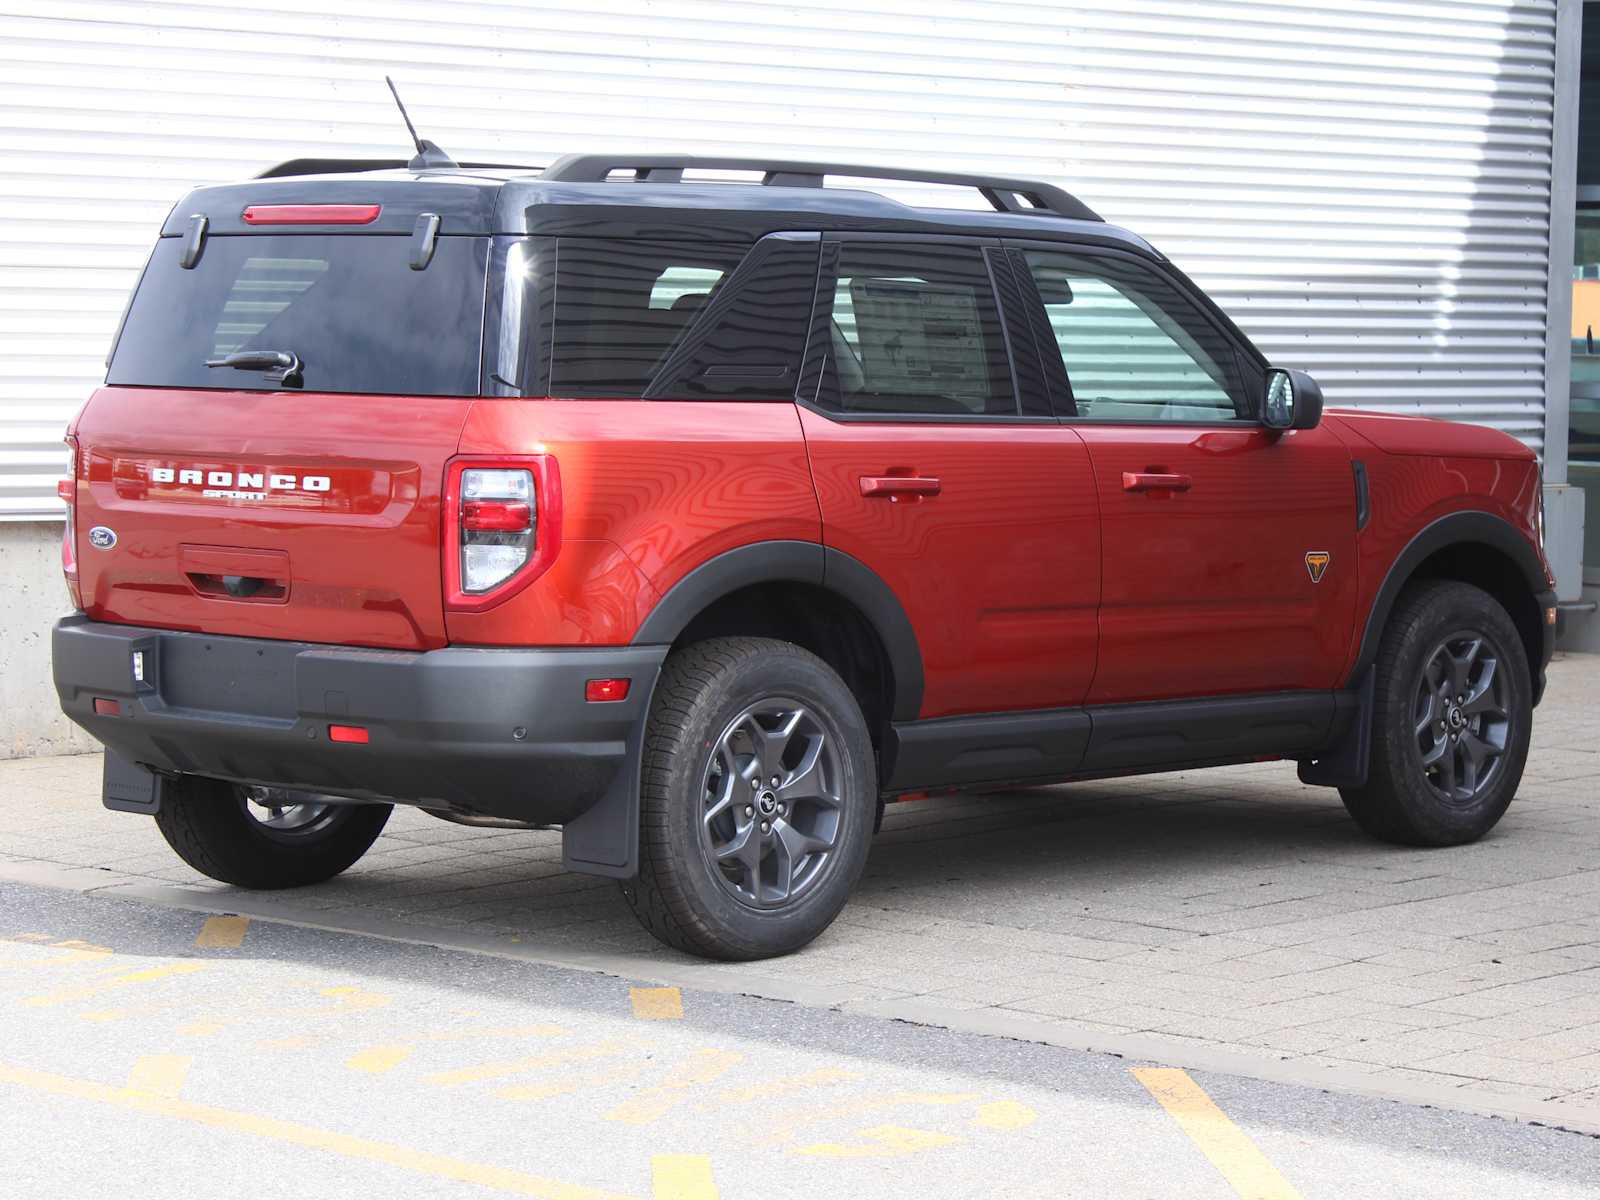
107;234;487;396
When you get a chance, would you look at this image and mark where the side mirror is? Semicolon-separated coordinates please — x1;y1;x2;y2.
1263;368;1323;431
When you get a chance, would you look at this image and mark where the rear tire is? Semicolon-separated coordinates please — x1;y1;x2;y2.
154;777;392;888
621;637;876;960
1340;580;1531;847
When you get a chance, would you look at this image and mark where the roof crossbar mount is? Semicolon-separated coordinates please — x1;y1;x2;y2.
538;154;1101;222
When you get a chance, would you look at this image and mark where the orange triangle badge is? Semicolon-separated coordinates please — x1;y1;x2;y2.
1305;551;1331;583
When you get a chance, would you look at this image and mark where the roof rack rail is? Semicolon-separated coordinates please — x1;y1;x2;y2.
255;158;544;179
538;154;1101;222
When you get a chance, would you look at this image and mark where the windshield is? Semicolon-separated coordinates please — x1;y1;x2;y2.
107;233;487;396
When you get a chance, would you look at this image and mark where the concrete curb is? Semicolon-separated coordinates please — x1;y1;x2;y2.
4;856;1598;1139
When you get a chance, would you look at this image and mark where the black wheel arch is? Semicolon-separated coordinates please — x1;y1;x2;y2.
1350;511;1553;695
1305;510;1555;792
631;540;925;723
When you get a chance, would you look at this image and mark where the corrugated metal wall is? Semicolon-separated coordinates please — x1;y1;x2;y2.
0;0;1558;518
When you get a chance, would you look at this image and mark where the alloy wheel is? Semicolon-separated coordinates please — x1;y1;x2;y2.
238;786;339;841
1410;633;1511;805
699;699;844;910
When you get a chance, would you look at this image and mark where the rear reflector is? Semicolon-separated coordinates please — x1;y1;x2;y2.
241;204;382;226
585;678;631;703
328;724;370;744
93;698;121;716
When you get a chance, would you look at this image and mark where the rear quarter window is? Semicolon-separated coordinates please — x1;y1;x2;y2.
107;234;488;396
545;237;817;401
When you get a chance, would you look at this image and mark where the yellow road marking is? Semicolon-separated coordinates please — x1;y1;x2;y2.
425;1040;615;1088
318;985;390;1010
7;933;53;943
716;1066;861;1105
761;1090;980;1140
0;1059;631;1200
25;961;204;1008
606;1049;744;1125
1134;1068;1303;1200
498;1064;647;1103
346;1044;416;1074
127;1055;191;1099
424;1025;573;1043
650;1154;719;1200
180;1021;232;1038
2;939;114;969
793;1124;959;1159
972;1099;1037;1130
629;987;683;1020
196;916;249;949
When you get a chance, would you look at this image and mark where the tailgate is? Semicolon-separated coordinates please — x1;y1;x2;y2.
74;386;469;650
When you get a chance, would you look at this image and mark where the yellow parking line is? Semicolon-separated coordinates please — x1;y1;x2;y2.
649;1154;719;1200
426;1041;627;1088
1133;1068;1303;1200
127;1055;191;1098
630;987;683;1020
25;961;205;1008
346;1044;416;1074
606;1049;743;1125
0;1059;631;1200
196;916;250;949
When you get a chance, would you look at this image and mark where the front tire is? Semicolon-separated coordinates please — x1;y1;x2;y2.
154;778;392;888
621;637;876;960
1340;580;1531;846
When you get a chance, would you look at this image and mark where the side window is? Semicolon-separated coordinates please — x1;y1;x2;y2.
649;266;725;310
647;236;819;401
549;239;744;397
816;242;1016;417
1019;249;1245;422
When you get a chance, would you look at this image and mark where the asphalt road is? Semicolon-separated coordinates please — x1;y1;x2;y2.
1;879;1596;1199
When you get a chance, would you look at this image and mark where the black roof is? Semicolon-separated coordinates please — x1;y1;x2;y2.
161;158;1158;257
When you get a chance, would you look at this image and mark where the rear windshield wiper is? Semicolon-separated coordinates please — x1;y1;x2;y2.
206;350;303;388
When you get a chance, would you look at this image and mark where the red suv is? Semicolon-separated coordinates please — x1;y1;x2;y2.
53;151;1558;960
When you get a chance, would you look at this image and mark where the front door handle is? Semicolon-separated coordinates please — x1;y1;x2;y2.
1122;471;1192;493
860;475;941;499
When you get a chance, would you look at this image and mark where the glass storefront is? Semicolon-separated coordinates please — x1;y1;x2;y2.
1572;194;1600;583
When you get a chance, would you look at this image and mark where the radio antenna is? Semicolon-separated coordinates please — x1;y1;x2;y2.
385;76;457;171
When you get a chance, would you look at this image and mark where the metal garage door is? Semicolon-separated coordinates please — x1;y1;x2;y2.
0;0;1558;518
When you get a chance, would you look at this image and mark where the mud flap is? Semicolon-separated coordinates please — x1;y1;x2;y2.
103;749;167;815
1297;670;1374;790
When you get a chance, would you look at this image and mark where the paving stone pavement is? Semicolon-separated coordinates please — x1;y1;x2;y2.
2;653;1597;1122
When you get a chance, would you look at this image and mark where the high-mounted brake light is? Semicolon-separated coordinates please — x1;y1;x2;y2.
59;436;81;610
443;457;562;612
241;204;382;226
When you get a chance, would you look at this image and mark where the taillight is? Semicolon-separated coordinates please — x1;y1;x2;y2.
444;457;562;611
59;436;82;610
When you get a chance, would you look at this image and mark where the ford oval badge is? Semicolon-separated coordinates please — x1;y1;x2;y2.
88;526;117;550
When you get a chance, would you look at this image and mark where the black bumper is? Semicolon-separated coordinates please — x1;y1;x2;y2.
53;616;665;839
1536;587;1558;707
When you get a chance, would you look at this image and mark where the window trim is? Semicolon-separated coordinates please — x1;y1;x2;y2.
796;232;1056;426
1002;238;1267;428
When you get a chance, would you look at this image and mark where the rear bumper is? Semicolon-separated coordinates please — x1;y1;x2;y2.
52;615;665;826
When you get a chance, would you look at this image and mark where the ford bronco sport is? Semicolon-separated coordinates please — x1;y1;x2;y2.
53;147;1558;961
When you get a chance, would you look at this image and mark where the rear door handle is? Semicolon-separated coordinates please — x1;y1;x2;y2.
1121;471;1192;493
860;475;941;498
